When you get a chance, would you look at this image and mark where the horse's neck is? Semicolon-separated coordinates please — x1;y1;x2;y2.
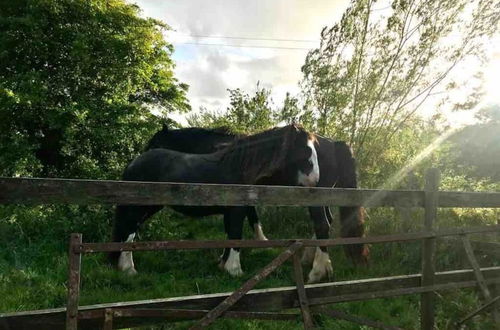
219;141;282;184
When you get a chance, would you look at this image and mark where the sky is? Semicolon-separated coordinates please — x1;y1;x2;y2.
132;0;352;124
131;0;500;127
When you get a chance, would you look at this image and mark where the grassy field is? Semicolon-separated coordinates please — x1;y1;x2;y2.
0;204;498;329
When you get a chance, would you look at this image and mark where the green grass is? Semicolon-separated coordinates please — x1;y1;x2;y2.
0;205;498;329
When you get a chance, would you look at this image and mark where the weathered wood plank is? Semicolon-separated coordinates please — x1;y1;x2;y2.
421;168;439;330
102;309;113;330
77;224;500;253
1;177;499;208
292;253;314;329
2;267;500;330
106;308;299;321
0;177;424;207
66;234;82;330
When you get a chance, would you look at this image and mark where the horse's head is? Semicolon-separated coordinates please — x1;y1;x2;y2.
244;125;319;187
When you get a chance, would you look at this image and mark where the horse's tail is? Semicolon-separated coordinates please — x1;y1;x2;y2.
334;141;369;265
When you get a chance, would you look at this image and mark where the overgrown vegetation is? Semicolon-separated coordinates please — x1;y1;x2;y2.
0;0;499;329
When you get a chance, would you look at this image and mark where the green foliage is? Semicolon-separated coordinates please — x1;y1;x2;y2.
188;85;318;136
301;0;499;168
447;106;500;181
188;85;276;134
0;0;189;179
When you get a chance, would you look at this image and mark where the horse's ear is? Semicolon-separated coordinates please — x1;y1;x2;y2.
162;123;169;131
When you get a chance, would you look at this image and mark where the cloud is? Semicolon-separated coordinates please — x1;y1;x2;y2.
131;0;351;119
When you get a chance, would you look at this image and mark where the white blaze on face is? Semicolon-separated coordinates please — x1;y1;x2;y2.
118;233;137;275
224;248;243;276
297;138;320;187
307;247;333;284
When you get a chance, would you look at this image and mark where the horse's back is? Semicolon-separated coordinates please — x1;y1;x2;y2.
123;149;183;182
123;148;221;184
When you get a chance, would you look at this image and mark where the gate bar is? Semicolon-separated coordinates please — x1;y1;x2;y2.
461;234;500;325
189;241;303;329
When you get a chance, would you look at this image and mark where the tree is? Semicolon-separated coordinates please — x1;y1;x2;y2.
0;0;189;179
188;84;276;134
301;0;499;169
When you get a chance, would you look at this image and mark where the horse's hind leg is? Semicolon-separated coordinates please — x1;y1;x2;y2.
220;207;246;276
246;207;268;240
110;205;162;275
306;206;333;283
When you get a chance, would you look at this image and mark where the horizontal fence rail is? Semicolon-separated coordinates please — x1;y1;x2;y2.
1;177;500;208
76;224;500;253
2;266;500;330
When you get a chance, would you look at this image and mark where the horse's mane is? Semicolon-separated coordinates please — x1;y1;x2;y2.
145;125;240;151
220;124;308;184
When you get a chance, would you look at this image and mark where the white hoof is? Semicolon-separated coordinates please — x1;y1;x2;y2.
253;224;268;241
223;248;244;277
307;248;333;284
118;233;137;276
118;251;137;276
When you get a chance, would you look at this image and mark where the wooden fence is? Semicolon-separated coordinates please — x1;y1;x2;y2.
0;168;499;330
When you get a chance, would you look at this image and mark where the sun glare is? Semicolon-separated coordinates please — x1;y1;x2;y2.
483;52;500;104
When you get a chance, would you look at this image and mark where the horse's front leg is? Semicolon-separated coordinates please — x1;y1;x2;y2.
305;206;333;284
111;205;162;275
219;207;246;276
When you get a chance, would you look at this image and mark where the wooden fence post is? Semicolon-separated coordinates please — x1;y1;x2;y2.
66;233;82;330
421;168;440;330
292;251;314;329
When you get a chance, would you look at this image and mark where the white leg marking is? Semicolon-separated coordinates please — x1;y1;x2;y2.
224;248;243;277
298;138;320;187
118;233;137;276
301;235;316;266
307;247;333;284
253;223;268;241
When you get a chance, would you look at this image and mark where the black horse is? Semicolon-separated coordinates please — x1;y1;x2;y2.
111;124;320;277
145;125;267;240
140;125;369;283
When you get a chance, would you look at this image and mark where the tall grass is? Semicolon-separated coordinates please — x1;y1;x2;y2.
0;203;498;329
